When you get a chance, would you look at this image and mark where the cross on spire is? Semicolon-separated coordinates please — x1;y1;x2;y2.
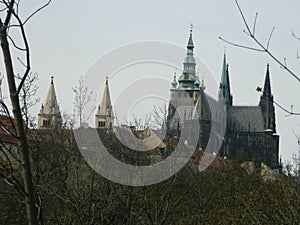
51;76;54;84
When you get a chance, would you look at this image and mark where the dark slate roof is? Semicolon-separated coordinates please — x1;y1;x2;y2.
228;106;265;132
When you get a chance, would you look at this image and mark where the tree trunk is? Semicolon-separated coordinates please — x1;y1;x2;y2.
0;21;39;225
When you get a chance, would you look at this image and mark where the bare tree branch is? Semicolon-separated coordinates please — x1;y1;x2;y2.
219;0;300;83
23;0;52;25
7;34;26;51
273;101;300;116
3;0;13;27
218;37;265;52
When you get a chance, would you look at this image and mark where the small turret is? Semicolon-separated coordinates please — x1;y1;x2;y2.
171;73;178;88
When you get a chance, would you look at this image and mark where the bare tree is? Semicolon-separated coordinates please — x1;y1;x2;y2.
72;77;94;127
152;103;168;130
0;1;51;224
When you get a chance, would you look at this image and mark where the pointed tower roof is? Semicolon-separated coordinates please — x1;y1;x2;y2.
178;25;198;89
218;53;232;108
220;53;227;86
96;77;113;117
41;76;60;115
263;64;271;96
187;24;194;49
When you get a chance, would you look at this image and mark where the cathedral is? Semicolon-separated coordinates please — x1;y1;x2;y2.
167;27;280;170
37;27;280;170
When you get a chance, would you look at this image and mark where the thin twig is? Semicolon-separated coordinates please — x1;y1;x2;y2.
234;0;252;35
17;57;26;67
253;12;258;36
218;37;265;52
292;30;300;42
23;0;52;25
267;27;275;50
7;34;26;51
273;100;300;116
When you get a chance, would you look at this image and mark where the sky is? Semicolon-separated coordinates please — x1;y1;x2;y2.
1;0;300;163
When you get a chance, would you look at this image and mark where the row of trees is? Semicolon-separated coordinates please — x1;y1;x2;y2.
1;128;300;224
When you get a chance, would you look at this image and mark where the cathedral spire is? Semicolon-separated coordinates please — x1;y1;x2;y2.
95;77;114;129
187;24;194;49
263;64;271;96
178;25;197;89
38;76;62;128
183;24;196;76
218;53;232;109
260;64;276;132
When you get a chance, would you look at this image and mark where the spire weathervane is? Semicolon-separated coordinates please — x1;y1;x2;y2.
51;76;54;84
190;23;193;33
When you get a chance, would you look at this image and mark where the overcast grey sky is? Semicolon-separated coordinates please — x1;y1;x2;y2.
1;0;300;162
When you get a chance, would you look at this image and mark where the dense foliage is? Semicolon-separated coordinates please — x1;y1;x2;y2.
0;130;299;225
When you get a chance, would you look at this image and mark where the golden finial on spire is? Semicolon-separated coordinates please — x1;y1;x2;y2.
190;23;193;33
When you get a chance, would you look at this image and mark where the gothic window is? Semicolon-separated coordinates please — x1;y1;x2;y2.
98;121;106;128
43;120;50;127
